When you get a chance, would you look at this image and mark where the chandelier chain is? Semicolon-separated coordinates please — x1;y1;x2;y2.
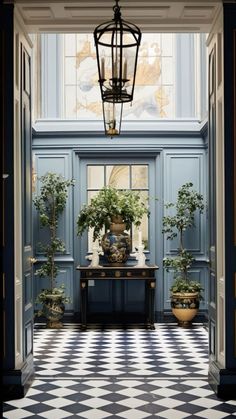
113;0;121;21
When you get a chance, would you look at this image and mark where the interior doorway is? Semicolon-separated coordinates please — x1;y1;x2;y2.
3;0;234;400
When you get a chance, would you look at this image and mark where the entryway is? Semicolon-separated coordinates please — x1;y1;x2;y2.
2;0;236;403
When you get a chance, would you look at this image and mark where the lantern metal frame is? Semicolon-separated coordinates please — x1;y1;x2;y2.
94;0;142;105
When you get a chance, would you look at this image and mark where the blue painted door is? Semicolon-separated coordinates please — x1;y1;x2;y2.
78;157;157;320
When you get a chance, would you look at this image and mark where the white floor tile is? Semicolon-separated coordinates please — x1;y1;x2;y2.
80;397;111;408
158;409;190;419
5;398;38;408
117;397;148;409
195;409;230;418
117;409;150;419
39;409;72;419
42;397;75;408
190;398;223;408
154;398;185;408
47;388;77;397
3;409;33;419
81;388;111;397
78;408;114;418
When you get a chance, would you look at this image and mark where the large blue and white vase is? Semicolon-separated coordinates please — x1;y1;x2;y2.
101;216;131;264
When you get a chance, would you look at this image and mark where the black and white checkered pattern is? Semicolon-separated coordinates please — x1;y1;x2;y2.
3;324;236;418
33;324;209;378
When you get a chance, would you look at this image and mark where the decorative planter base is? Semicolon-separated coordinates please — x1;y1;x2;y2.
46;320;64;329
171;292;200;327
172;308;199;327
43;297;65;329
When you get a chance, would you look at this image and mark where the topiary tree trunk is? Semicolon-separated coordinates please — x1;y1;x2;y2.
162;182;204;291
34;172;74;293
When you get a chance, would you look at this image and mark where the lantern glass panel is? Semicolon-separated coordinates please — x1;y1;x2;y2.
102;101;123;136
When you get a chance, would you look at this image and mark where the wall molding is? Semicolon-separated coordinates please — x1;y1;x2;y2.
32;126;208;315
33;119;204;134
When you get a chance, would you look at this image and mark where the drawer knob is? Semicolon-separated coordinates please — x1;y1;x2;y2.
115;271;121;278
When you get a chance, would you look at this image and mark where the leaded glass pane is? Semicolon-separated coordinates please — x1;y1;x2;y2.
64;34;76;56
132;190;149;251
132;165;148;189
106;166;130;189
64;86;76;118
87;166;104;189
87;190;99;203
162;57;174;84
133;215;149;251
161;34;173;56
65;57;76;85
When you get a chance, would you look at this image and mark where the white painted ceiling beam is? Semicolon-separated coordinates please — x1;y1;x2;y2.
12;0;221;33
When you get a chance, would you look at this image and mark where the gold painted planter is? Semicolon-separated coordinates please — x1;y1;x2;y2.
171;292;200;327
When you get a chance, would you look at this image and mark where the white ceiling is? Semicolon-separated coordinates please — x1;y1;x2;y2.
13;0;222;33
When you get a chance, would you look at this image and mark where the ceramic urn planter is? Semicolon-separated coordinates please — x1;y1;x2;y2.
171;292;200;327
101;216;131;264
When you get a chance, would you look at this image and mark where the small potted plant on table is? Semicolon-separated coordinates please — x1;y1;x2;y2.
34;172;74;328
162;182;205;327
77;186;150;264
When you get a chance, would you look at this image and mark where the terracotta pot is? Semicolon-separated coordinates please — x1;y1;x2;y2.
101;216;131;264
171;292;200;327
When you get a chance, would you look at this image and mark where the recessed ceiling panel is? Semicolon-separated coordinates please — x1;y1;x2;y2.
15;1;221;32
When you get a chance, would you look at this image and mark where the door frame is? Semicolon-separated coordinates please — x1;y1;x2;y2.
2;6;35;398
73;150;163;315
3;0;236;399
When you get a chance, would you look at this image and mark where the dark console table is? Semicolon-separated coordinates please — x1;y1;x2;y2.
76;264;158;330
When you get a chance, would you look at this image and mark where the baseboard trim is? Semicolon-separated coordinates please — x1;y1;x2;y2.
209;361;236;399
3;355;35;400
34;310;209;325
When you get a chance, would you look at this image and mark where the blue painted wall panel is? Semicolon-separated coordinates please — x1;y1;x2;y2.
163;151;207;310
33;151;73;258
33;130;208;318
164;152;205;255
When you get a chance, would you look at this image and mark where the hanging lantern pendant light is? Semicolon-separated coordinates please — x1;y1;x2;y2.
94;0;141;105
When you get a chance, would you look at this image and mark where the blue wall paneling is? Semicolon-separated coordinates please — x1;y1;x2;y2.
32;129;208;321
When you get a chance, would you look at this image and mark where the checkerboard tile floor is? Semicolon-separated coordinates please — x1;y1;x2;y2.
3;324;236;418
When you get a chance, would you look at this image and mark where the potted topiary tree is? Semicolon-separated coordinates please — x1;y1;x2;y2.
34;172;74;328
77;186;150;264
162;182;205;327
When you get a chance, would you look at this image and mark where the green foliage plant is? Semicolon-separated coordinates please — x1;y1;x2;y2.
34;172;74;306
77;186;150;240
162;182;205;295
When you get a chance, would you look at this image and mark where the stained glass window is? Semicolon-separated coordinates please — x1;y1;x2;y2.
63;33;175;120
